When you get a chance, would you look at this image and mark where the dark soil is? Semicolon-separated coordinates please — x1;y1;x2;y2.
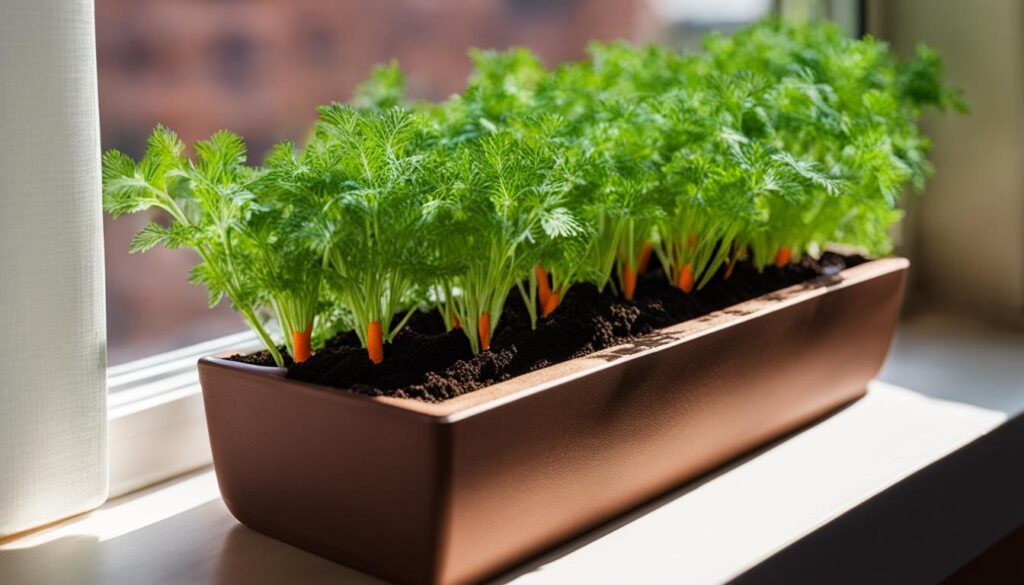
229;253;864;402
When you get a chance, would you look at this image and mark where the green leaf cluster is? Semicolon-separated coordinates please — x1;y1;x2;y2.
103;18;962;363
103;127;292;366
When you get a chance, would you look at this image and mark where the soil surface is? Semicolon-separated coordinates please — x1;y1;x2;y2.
229;253;864;402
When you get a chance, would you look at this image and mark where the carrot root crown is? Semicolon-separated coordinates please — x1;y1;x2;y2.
774;246;793;268
451;313;461;330
367;320;384;364
724;257;737;280
622;263;638;300
637;242;654;274
724;245;748;280
535;265;552;308
677;263;694;293
291;323;314;363
478;312;491;352
542;288;561;317
724;248;739;280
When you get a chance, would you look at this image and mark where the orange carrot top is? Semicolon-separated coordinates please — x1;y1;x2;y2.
621;263;638;300
535;264;552;308
637;242;654;274
367;320;384;364
478;312;492;352
774;246;793;267
542;288;562;317
291;322;313;363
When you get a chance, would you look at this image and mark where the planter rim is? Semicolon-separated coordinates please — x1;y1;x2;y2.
200;256;908;423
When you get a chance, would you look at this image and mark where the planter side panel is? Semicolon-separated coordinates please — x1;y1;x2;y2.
441;269;906;583
199;364;446;584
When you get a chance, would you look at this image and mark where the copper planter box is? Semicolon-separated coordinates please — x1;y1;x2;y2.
198;257;908;585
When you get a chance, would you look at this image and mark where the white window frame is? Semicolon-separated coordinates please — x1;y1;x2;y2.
107;331;260;497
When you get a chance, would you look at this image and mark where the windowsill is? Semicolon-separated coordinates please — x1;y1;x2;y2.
107;331;259;497
2;377;1020;584
6;312;1013;583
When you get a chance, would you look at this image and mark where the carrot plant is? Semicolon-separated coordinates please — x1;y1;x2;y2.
424;126;579;353
652;91;742;291
237;210;323;363
290;105;440;363
585;101;665;300
103;128;290;366
703;18;964;264
103;18;963;368
531;53;669;302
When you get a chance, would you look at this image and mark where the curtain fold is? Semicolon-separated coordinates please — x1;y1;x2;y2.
0;0;108;536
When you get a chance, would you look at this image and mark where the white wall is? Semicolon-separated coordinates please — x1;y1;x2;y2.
871;0;1024;324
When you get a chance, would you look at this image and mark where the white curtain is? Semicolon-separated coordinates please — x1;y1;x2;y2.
0;0;107;536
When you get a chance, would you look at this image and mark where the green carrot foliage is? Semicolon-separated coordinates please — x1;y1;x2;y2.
103;127;287;366
424;123;579;353
103;18;963;365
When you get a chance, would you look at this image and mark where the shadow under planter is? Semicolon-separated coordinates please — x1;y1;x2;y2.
198;257;908;585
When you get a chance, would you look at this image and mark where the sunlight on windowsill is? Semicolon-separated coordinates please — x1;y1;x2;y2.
0;470;219;550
